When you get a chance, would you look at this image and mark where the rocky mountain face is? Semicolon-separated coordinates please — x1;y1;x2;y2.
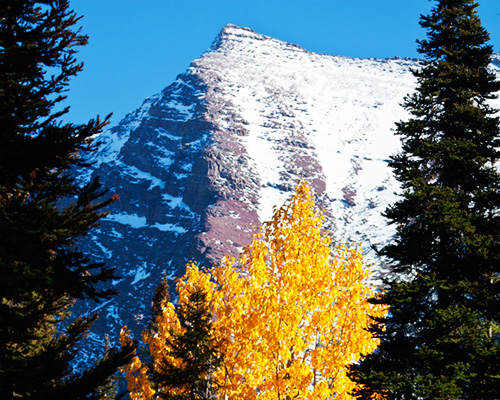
76;24;500;361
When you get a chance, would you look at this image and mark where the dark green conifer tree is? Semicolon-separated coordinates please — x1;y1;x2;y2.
0;1;134;398
148;278;221;400
350;0;500;399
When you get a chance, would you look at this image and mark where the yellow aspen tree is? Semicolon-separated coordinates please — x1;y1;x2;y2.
119;326;156;400
208;181;386;400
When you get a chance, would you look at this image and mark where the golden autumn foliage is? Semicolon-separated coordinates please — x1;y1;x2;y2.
121;181;386;400
120;326;156;400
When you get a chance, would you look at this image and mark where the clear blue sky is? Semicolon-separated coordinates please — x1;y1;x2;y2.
65;0;500;127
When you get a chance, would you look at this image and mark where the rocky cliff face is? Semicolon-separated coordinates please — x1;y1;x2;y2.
75;24;500;361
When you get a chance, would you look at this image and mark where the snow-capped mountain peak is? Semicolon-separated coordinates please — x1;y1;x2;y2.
75;24;500;363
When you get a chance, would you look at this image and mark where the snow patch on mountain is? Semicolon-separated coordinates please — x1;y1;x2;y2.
131;263;152;285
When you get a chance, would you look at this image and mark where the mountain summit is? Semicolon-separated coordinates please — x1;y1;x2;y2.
77;24;500;356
